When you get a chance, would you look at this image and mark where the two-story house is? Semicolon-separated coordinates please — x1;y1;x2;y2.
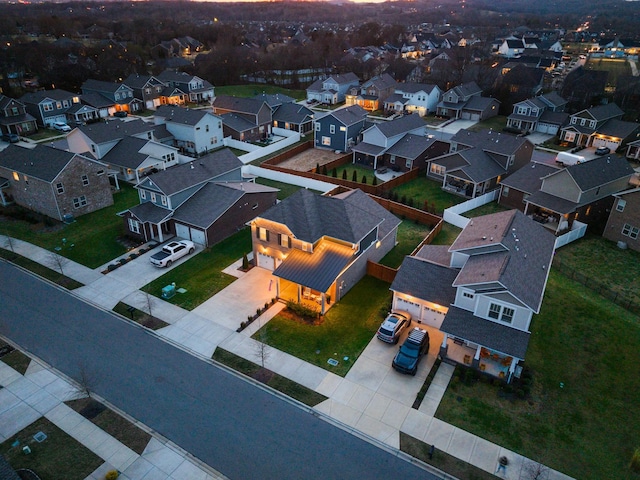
0;144;113;220
391;209;556;382
154;105;224;156
122;149;274;247
384;83;443;117
345;73;397;112
272;103;314;134
428;129;534;198
306;73;360;105
212;95;273;142
314;105;368;153
0;94;37;137
157;70;215;105
351;114;427;170
122;74;166;110
20;89;81;128
506;154;635;235
250;188;400;314
435;82;498;120
603;188;640;251
80;79;141;117
559;103;640;151
505;92;568;135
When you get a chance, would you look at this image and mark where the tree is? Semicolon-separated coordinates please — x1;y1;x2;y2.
372;176;378;186
520;459;549;480
48;250;69;276
75;362;97;399
2;231;16;258
321;164;328;175
242;253;249;271
253;320;271;369
342;170;347;180
139;289;156;319
361;175;367;184
351;170;357;182
332;167;337;178
316;162;321;173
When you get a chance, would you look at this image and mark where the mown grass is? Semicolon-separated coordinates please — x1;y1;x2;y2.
0;248;83;290
390;177;463;214
435;271;640;479
464;202;510;218
255;178;305;200
0;183;139;268
142;228;252;310
0;417;103;480
466;115;508;133
429;223;462;246
66;398;151;454
585;58;631;87
216;84;306;100
256;275;392;376
212;348;327;407
332;164;377;184
379;219;432;268
112;302;169;330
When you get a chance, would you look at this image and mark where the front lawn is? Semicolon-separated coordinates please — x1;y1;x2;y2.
379;219;432;268
467;115;508;133
435;271;640;479
255;275;392;376
0;248;83;289
0;417;103;480
0;183;140;268
390;177;463;214
142;228;252;310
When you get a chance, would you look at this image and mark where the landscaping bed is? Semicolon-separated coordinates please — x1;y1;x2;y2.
112;302;169;330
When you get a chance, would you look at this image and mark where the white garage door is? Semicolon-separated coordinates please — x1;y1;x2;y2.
470;113;480;121
190;228;206;246
175;223;190;240
537;123;558;135
592;139;619;150
395;297;422;321
257;252;275;270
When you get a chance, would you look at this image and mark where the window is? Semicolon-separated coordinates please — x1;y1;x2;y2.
502;307;514;323
258;227;269;241
430;164;445;176
115;93;120;100
405;159;412;169
81;174;89;186
301;242;311;252
10;107;19;116
616;199;626;212
96;169;104;176
62;100;70;108
12;171;19;181
330;125;336;134
56;102;62;109
128;218;141;234
91;144;96;153
73;196;87;208
206;124;209;132
502;186;509;197
140;190;146;200
622;223;639;239
56;182;64;194
43;103;53;112
390;157;395;164
314;123;320;132
150;192;156;203
463;292;474;299
322;136;331;146
211;137;217;145
340;126;346;132
488;303;501;319
488;303;514;323
161;195;167;206
279;234;291;248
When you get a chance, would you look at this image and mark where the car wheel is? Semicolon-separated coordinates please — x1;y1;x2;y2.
394;338;399;345
411;368;417;376
166;260;172;267
189;247;194;254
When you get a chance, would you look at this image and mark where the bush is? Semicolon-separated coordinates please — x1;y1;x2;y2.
342;170;347;180
286;300;319;319
372;177;378;186
242;253;249;270
105;470;119;480
128;253;138;260
322;165;328;175
630;447;640;473
332;167;337;177
107;264;118;271
351;170;357;182
361;175;367;184
118;258;128;265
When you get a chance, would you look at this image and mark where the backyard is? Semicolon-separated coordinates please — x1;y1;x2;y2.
379;219;432;268
255;177;306;200
142;228;252;310
390;176;463;214
332;163;379;185
255;275;392;376
0;183;139;268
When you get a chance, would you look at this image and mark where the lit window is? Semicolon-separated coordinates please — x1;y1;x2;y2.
314;123;320;132
12;171;19;181
340;126;346;132
280;234;290;247
322;136;331;146
257;227;269;241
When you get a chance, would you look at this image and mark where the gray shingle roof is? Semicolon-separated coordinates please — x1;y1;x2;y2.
451;128;529;156
80;92;115;109
20;89;77;104
441;306;531;358
221;113;256;132
525;190;579;214
500;162;560;194
0;144;84;182
564;154;634;191
577;103;624;121
443;148;506;183
253;93;296;109
384;134;436;159
140;149;242;196
123;74;163;89
538;110;569;126
172;182;244;229
128;201;173;223
464;96;499;112
373;114;426;138
155;105;215;126
395;82;439;95
390;256;458;307
82;79;125;94
77;119;156;144
272;103;313;124
101;136;150;169
384;93;406;105
322;105;368;127
213;95;265;115
0;455;20;480
597;119;640;138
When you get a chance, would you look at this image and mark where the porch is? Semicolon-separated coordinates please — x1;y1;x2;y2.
278;279;335;314
441;338;515;381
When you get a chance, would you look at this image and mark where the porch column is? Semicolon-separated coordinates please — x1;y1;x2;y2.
373;156;378;170
276;279;280;298
439;333;448;359
320;293;326;315
507;357;519;384
297;285;301;303
472;183;477;198
472;345;481;369
157;223;164;243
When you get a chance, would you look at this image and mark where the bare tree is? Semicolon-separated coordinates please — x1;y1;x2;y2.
520;459;550;480
75;362;97;399
253;320;271;370
138;290;155;319
48;250;69;276
2;232;16;257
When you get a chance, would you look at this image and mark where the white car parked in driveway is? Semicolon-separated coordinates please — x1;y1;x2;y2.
52;121;72;132
150;240;195;267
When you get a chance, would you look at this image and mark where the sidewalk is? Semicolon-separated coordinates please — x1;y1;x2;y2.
0;235;574;480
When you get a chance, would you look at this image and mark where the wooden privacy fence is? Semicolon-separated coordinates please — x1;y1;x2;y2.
366;261;398;283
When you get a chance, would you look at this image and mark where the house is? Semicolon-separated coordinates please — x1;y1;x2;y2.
382;134;450;173
121;149;270;247
272;103;314;134
20;89;81;128
436;82;486;119
306;73;360;105
351;114;427;170
498;162;560;211
212;95;273;141
603;188;640;251
0;144;113;219
250;188;401;314
314;105;368;153
559;103;640;152
428;129;534;198
625;139;640;161
157;70;215;104
505;92;569;135
499;64;544;100
345;73;397;111
384;82;443;117
81;79;141;116
253;93;296;111
390;209;556;382
154;105;224;155
515;154;634;235
497;37;527;58
122;74;166;110
0;94;38;136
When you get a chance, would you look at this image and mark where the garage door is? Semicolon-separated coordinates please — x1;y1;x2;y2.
537;123;558;135
592;139;619;150
175;223;190;240
461;111;471;120
470;113;480;121
190;228;206;246
257;252;275;270
395;297;422;321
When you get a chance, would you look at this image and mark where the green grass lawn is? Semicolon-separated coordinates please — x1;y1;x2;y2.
1;183;139;268
142;228;252;310
379;220;432;268
585;58;631;86
212;348;327;407
332;164;376;184
467;115;508;133
255;178;305;200
0;248;84;289
0;417;103;480
255;275;392;376
112;302;169;330
390;177;463;214
464;202;510;218
216;84;306;100
435;271;640;479
554;234;640;303
0;347;31;375
429;223;462;246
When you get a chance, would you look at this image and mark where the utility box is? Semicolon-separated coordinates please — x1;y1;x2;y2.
161;284;176;299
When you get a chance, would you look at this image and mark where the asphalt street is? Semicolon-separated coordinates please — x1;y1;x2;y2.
0;261;437;480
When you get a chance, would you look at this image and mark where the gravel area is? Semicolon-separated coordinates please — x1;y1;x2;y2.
276;148;346;172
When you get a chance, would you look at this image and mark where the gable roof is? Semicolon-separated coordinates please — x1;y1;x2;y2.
155;105;215;126
384;134;437;159
77;119;156;144
0;144;88;182
138;149;242;196
325;72;360;85
464;96;500;112
20;89;77;104
100;136;151;169
253;93;296;109
390;255;458;307
500;162;560;193
575;103;624;121
451;128;530;156
82;79;128;94
596;119;640;139
395;82;439;95
80;92;116;109
372;114;426;138
213;95;266;115
122;74;163;89
318;105;368;127
221;113;257;132
272;103;313;124
562;154;634;191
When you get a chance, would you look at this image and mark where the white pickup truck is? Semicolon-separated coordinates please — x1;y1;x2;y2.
150;240;195;268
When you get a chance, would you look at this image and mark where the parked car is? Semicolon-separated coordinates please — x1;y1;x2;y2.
595;146;611;156
377;311;411;344
113;111;128;118
1;133;19;143
150;240;195;268
392;328;429;375
52;121;72;132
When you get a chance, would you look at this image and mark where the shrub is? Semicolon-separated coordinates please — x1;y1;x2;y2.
128;253;138;260
118;258;128;265
361;175;367;184
107;264;118;271
342;170;347;180
630;447;640;473
322;165;328;175
242;253;249;270
351;170;357;182
105;470;119;480
286;300;319;319
372;177;378;186
331;167;337;177
400;195;407;204
316;162;320;173
264;302;269;310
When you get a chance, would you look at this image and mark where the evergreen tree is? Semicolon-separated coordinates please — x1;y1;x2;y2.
361;175;367;184
352;170;358;182
342;170;348;180
332;167;337;177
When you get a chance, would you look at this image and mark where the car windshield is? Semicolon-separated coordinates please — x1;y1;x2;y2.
378;327;394;336
399;343;419;357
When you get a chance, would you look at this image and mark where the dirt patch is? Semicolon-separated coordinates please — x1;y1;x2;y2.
275;149;345;172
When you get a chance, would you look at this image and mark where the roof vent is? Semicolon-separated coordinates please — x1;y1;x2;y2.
190;162;194;169
482;235;487;240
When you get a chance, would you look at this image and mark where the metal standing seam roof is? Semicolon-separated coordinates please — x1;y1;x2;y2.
273;240;355;292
